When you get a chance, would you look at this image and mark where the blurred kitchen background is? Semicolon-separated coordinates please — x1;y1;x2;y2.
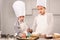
0;0;60;35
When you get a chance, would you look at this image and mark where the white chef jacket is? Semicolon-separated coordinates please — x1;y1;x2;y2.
14;20;28;35
32;13;54;34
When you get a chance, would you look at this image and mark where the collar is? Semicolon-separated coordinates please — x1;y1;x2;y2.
38;13;47;16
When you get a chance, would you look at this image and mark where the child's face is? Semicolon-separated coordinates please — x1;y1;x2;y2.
37;6;46;15
18;16;24;22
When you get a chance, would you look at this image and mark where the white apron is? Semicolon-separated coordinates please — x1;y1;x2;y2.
32;13;54;34
36;14;48;34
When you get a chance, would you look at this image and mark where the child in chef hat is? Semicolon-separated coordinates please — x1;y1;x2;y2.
12;1;29;37
32;0;53;36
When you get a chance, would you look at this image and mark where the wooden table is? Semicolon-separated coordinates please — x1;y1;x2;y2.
1;38;60;40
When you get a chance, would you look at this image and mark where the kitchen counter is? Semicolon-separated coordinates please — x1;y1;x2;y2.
0;38;60;40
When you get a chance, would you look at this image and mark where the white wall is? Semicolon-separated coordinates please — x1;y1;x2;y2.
47;0;60;33
1;0;16;35
0;0;60;35
47;0;60;14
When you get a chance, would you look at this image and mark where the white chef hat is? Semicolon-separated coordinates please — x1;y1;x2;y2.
12;1;25;17
37;0;47;8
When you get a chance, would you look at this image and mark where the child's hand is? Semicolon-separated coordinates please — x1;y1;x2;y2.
20;33;26;38
29;29;33;33
27;28;33;33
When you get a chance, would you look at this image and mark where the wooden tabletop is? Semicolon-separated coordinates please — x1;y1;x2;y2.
1;38;60;40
